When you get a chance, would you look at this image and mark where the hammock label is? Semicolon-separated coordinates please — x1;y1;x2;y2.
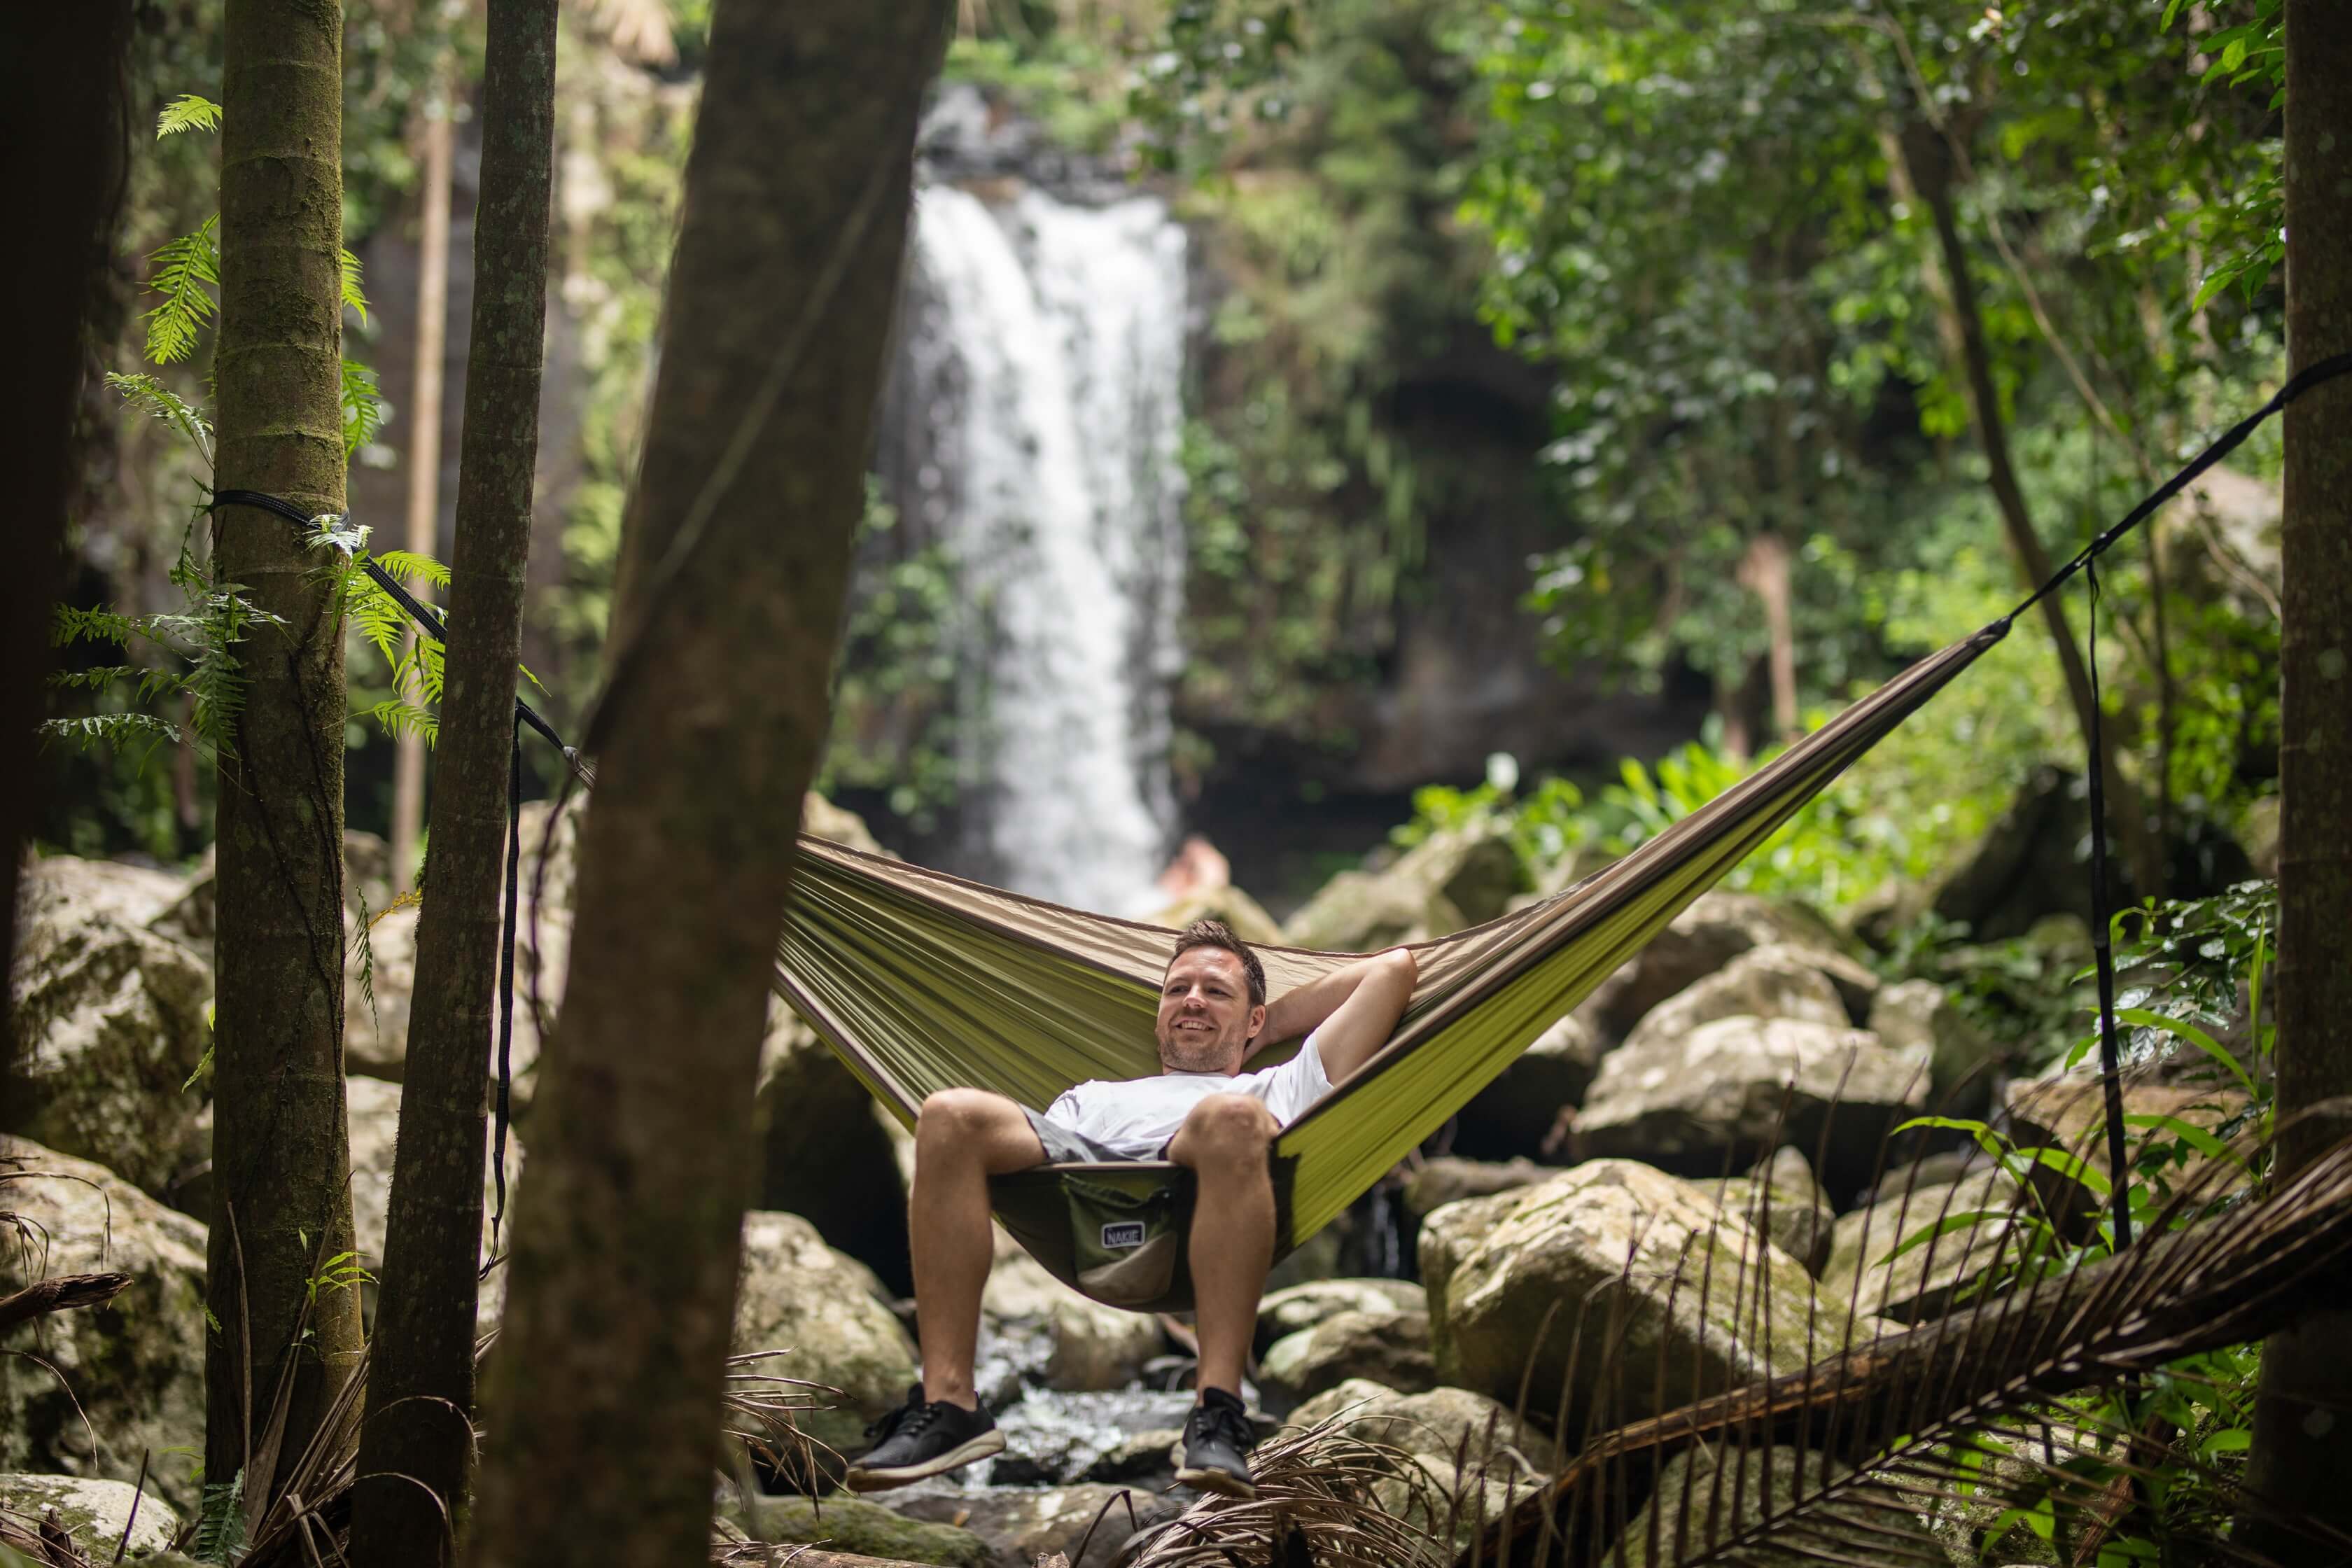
1100;1220;1148;1251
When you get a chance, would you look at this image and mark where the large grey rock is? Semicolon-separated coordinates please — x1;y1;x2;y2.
1416;1186;1544;1358
757;1010;913;1295
9;862;212;1197
1606;1443;1928;1567
1565;1016;1928;1196
1281;1378;1554;1549
1258;1309;1434;1410
149;830;398;950
733;1211;918;1457
1150;886;1283;947
0;1473;180;1559
1870;979;2002;1114
1695;1175;1836;1278
0;1138;207;1511
1256;1277;1425;1350
742;1494;992;1566
1404;1157;1551;1220
1616;945;1853;1057
1822;1171;2026;1324
980;1226;1164;1396
1282;824;1524;951
887;1483;1181;1568
1431;1161;1849;1436
344;1075;524;1284
342;895;568;1096
1575;892;1846;1045
1454;1012;1605;1158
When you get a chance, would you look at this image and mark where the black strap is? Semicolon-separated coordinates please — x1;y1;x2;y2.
2080;559;2133;1253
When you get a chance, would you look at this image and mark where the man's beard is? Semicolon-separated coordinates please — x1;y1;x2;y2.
1158;1030;1243;1074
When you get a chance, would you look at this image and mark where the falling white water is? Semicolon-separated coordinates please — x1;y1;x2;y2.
902;185;1188;915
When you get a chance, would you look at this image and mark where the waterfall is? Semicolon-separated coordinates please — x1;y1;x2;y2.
892;184;1188;916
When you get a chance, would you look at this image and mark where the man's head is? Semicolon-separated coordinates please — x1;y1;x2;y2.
1156;919;1267;1075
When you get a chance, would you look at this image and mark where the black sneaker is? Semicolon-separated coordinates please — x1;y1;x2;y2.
1175;1387;1258;1500
844;1385;1005;1492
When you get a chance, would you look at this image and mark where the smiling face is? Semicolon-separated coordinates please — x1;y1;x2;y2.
1156;946;1267;1075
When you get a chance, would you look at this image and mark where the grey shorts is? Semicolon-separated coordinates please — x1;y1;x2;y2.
1021;1107;1170;1166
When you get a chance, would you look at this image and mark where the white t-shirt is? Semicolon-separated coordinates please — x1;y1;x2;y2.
1043;1030;1333;1160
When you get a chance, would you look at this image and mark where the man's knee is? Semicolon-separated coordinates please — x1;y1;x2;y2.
917;1087;1014;1144
1177;1093;1277;1161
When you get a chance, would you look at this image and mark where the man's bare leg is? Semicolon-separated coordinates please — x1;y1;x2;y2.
1168;1093;1279;1397
907;1088;1046;1409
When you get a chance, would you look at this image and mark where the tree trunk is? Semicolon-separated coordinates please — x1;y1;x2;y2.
392;60;458;897
206;0;367;1503
0;0;134;1126
350;7;557;1566
1895;119;2168;902
1737;532;1800;746
461;6;951;1566
2238;6;2352;1558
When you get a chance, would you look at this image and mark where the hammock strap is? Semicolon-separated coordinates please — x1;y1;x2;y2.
2082;558;2132;1252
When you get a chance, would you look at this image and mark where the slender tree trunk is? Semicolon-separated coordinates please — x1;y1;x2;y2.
1737;533;1800;746
0;0;134;1126
393;62;458;897
463;6;951;1564
2239;8;2352;1558
350;8;557;1565
206;0;366;1502
1896;120;2168;901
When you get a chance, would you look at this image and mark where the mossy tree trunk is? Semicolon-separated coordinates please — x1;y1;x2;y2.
1;1;134;1124
462;4;951;1564
2239;7;2352;1560
205;0;367;1500
349;5;559;1564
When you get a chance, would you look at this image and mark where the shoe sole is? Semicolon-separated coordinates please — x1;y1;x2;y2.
1174;1463;1259;1502
842;1431;1006;1493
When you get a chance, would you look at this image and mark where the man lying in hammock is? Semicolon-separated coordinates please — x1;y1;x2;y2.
846;918;1418;1501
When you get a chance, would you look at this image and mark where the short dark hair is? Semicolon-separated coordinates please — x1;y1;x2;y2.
1168;918;1266;1007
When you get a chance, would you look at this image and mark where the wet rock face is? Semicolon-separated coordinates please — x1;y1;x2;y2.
0;1138;208;1513
9;858;212;1197
1429;1160;1847;1438
733;1210;918;1458
1564;1015;1928;1200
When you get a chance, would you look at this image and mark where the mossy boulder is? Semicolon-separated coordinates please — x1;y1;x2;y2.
1281;824;1525;951
1258;1308;1434;1411
1822;1170;2026;1324
734;1211;918;1457
1430;1160;1850;1436
1606;1443;1929;1567
1281;1378;1555;1550
744;1494;991;1566
0;1474;181;1558
8;859;212;1198
1868;978;2002;1115
1255;1277;1425;1352
0;1138;208;1511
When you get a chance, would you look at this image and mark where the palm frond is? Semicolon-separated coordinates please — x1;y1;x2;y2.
1464;1123;2352;1568
1129;1422;1459;1568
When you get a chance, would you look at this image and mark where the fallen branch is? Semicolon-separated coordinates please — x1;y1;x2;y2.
0;1272;133;1334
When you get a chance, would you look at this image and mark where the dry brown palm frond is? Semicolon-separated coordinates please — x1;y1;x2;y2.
1127;1419;1462;1568
1460;1110;2352;1568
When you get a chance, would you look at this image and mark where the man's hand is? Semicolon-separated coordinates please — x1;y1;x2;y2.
1249;947;1418;1086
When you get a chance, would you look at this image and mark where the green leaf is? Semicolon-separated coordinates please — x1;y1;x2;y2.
2115;1007;2256;1093
2121;1112;2243;1166
1882;1209;2015;1265
157;94;223;138
340;246;370;324
2199;1427;2253;1457
108;370;215;467
342;356;385;456
142;216;221;366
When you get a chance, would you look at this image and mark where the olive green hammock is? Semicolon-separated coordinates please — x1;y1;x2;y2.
771;625;2002;1313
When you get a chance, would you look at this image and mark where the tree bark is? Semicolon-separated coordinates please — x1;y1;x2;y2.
2239;6;2352;1558
0;0;134;1128
350;7;557;1566
1896;120;2168;902
392;61;458;897
206;0;367;1502
462;6;951;1566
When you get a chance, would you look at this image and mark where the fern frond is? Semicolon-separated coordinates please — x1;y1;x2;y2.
1467;1128;2352;1568
340;247;369;323
364;699;440;747
341;356;383;455
46;664;143;692
157;93;222;137
195;1469;246;1563
38;712;183;755
143;215;220;365
370;549;451;590
107;370;216;467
